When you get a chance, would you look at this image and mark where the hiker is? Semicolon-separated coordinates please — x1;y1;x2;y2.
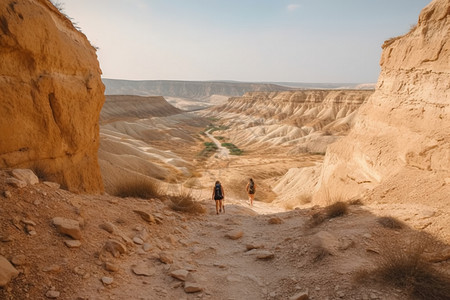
212;180;225;214
246;178;256;206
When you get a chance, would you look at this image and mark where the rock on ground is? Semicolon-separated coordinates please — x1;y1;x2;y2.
0;256;19;287
52;217;82;240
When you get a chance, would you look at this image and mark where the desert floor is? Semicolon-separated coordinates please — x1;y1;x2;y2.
2;138;450;300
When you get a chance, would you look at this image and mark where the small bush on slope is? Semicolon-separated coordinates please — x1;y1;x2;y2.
169;191;206;214
114;178;161;199
357;234;450;300
377;216;404;230
307;201;349;228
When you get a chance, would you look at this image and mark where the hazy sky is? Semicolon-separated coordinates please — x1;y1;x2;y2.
57;0;430;83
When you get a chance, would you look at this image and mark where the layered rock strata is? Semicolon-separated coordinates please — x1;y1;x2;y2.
316;0;450;201
206;90;373;152
0;0;105;192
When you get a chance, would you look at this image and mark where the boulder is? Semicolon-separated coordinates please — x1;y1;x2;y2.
256;250;275;260
132;263;155;276
103;240;127;258
0;256;19;287
52;217;82;240
11;169;38;185
184;282;203;293
170;269;189;281
225;230;244;240
64;240;82;248
6;178;26;188
158;252;173;264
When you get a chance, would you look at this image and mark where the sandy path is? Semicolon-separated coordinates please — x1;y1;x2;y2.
205;130;230;159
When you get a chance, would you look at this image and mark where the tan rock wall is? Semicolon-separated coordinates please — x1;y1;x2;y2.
0;0;105;192
316;0;450;201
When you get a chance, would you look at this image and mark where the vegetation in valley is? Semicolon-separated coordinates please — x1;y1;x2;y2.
198;141;218;157
206;124;229;134
221;142;243;155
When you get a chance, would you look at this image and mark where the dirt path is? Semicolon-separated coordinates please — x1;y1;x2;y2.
205;130;230;160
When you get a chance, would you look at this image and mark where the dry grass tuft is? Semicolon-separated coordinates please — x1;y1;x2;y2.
307;211;327;228
358;234;450;300
377;216;404;230
348;198;364;206
307;201;349;228
30;162;52;181
169;192;206;214
325;201;348;218
312;246;330;263
114;178;161;199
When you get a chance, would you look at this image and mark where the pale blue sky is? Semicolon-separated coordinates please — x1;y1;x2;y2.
57;0;430;83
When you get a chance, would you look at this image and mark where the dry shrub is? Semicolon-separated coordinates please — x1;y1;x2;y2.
307;201;348;228
377;216;404;230
348;198;364;206
169;192;206;214
362;234;450;300
312;246;330;263
325;201;348;218
30;162;52;181
307;211;327;228
114;178;161;199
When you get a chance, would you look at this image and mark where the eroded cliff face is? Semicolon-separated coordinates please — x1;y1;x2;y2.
0;0;105;192
207;90;373;153
316;0;450;202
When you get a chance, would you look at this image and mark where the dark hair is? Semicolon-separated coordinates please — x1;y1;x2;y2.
215;180;220;185
249;178;254;184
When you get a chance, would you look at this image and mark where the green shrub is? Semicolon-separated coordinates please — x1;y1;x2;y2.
221;142;243;155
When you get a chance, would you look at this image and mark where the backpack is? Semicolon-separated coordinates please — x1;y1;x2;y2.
248;181;255;194
214;183;223;200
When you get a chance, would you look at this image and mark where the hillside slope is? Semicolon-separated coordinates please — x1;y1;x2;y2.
98;95;208;194
205;90;373;153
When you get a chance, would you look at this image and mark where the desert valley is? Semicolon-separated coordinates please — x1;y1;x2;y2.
0;0;450;300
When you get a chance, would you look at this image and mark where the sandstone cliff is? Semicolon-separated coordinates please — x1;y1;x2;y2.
0;0;105;192
206;90;373;153
316;0;450;202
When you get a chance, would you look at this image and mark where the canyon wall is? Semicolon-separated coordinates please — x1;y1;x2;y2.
206;90;373;153
316;0;450;202
0;0;105;192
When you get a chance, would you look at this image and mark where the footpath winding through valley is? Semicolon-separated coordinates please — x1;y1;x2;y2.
205;130;230;160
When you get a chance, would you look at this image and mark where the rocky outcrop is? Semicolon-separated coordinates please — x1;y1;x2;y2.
206;90;373;152
0;0;105;192
315;0;450;201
